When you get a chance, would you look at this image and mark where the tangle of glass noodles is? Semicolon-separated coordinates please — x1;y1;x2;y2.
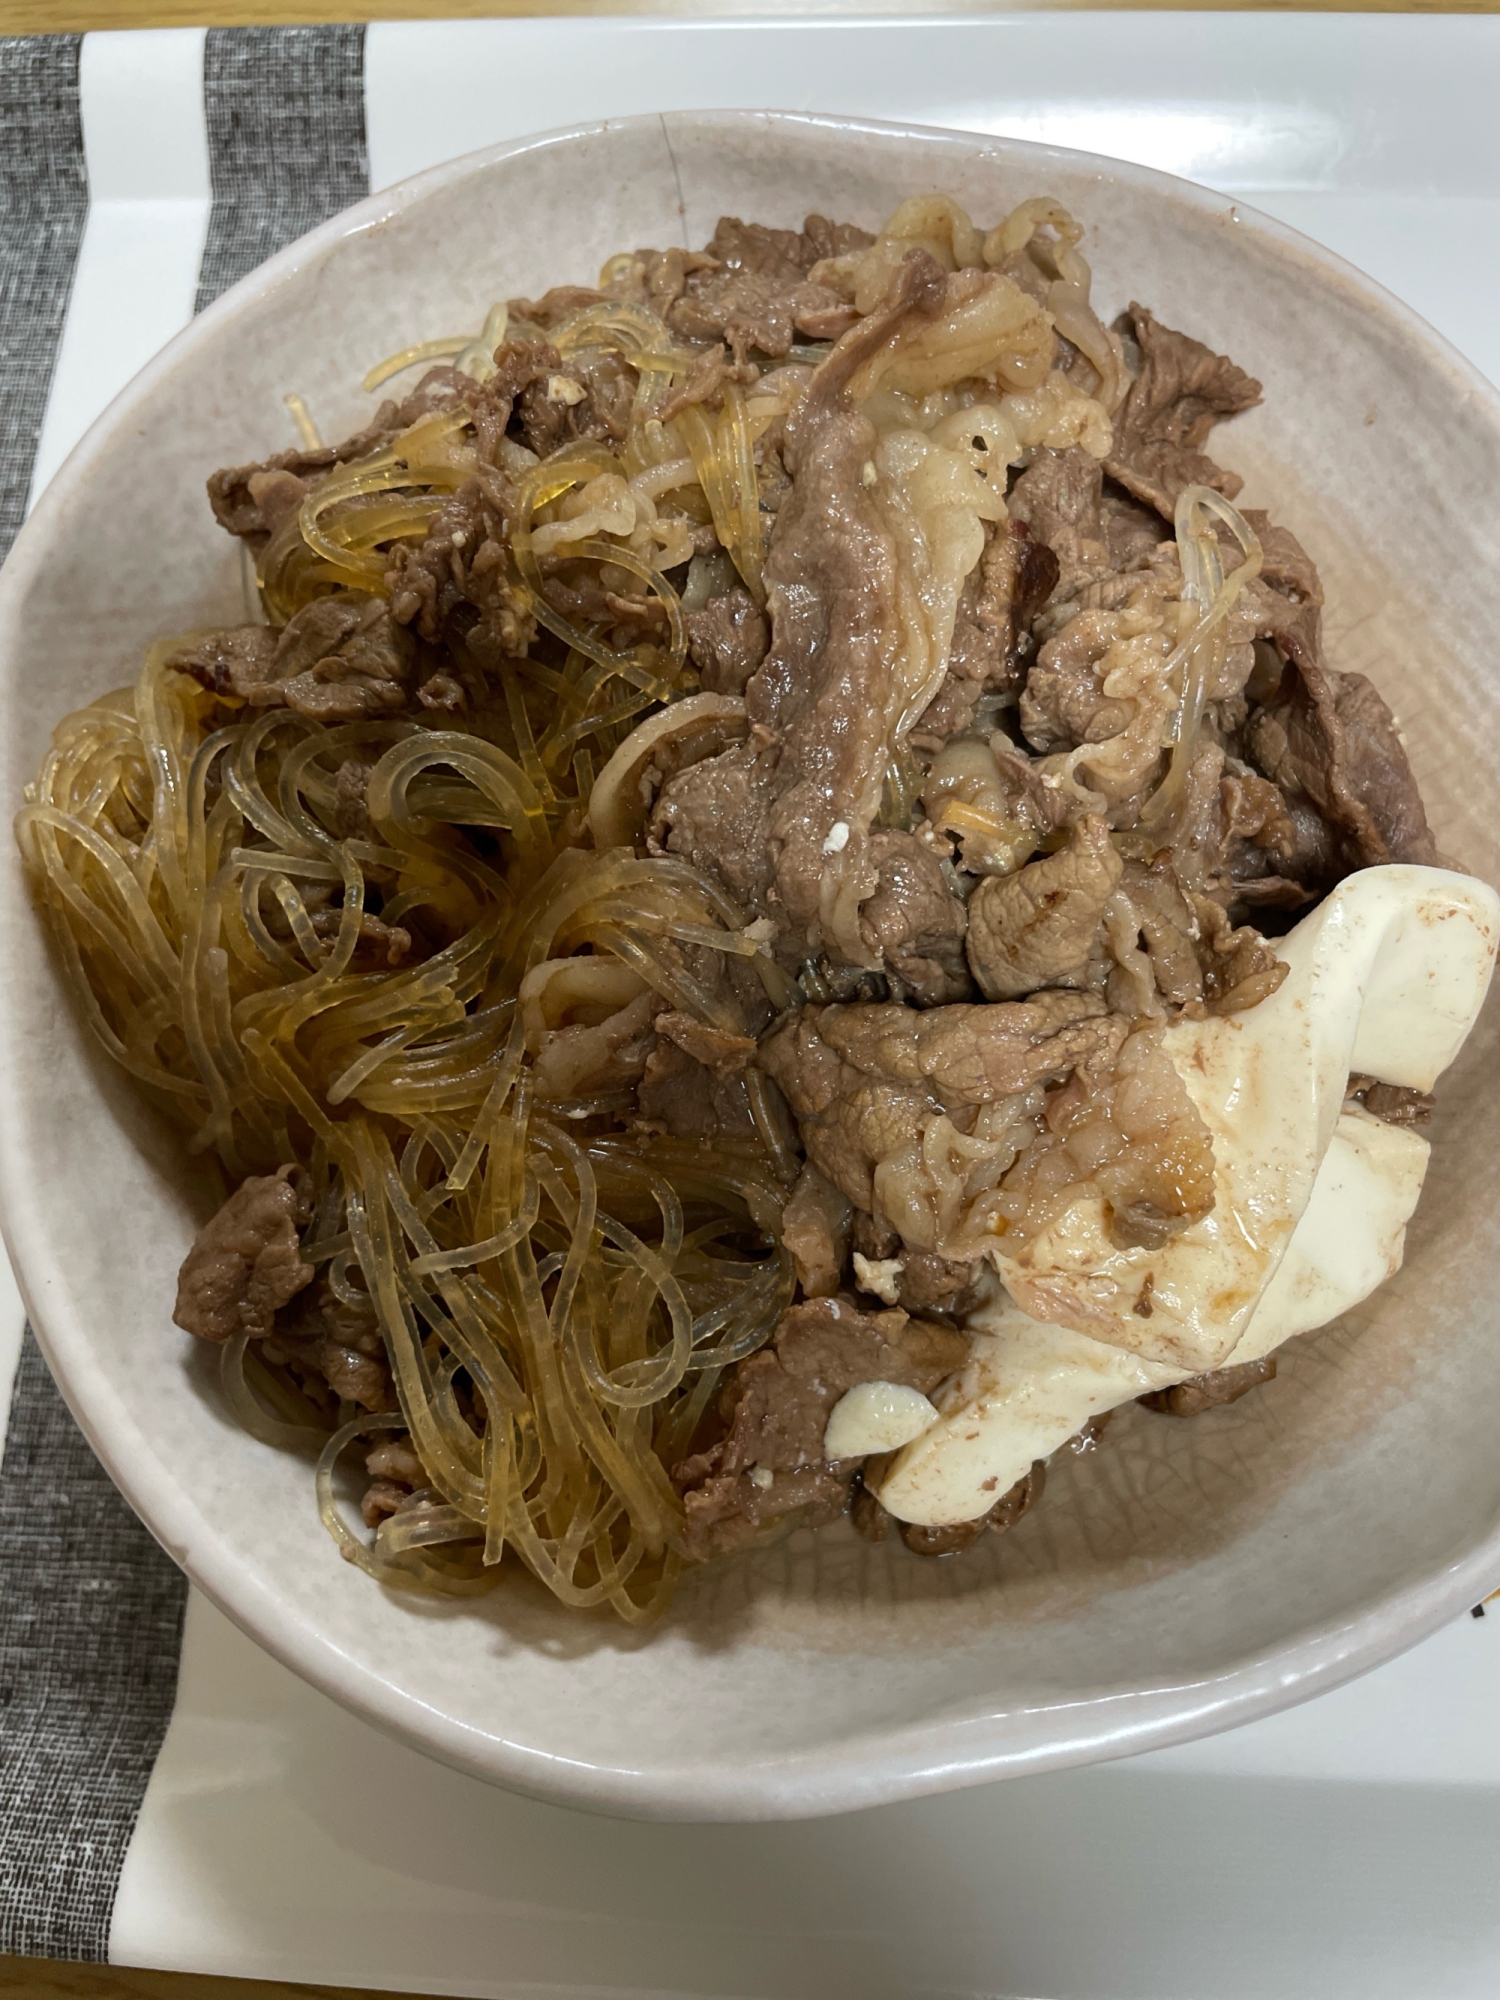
19;637;794;1622
19;190;1121;1619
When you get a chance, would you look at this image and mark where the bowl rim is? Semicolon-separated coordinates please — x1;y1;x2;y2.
4;106;1500;1822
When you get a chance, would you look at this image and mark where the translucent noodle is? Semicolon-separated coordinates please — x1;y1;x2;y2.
21;645;792;1622
1142;488;1263;827
672;386;766;605
362;337;469;393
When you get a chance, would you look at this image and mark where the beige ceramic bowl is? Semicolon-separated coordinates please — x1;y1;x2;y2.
3;112;1499;1821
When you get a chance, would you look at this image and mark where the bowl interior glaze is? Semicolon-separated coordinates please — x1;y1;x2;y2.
3;112;1499;1821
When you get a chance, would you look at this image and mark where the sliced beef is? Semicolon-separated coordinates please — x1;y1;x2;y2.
890;1250;989;1318
966;814;1122;1000
800;991;1118;1109
664;214;869;360
207;366;475;549
1104;304;1263;519
172;596;417;721
1140;1354;1277;1416
648;734;783;915
383;476;535;662
1245;658;1436;882
169;625;280;702
780;1164;853;1299
911;518;1060;746
860;829;972;1005
674;1296;969;1560
264;1270;392;1413
655;250;952;970
708;213;876;279
307;908;414;971
684;585;770;694
506;283;607;329
1214;759;1306;914
1017;579;1185;805
173;1167;313;1343
1007;448;1163;602
1345;1074;1436;1127
273;596;417;720
657;343;762;423
531;990;658;1103
1007;447;1113;600
897;1462;1046;1556
359;1435;433;1527
1109;855;1287;1019
329;756;376;840
635;1037;760;1142
759;992;1123;1226
487;335;635;458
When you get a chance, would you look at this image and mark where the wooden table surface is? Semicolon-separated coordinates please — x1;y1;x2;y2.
0;1958;402;1999
2;0;1497;31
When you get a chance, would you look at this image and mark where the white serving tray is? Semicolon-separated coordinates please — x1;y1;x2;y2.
7;15;1499;1995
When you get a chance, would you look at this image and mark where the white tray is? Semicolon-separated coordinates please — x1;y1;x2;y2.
11;16;1500;1996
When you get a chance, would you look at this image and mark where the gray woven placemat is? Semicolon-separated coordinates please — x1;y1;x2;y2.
0;35;86;561
0;26;370;1961
197;24;368;313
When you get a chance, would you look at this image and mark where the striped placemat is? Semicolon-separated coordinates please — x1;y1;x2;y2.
0;27;372;1960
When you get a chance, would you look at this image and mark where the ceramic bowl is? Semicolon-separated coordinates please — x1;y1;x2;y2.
3;111;1499;1822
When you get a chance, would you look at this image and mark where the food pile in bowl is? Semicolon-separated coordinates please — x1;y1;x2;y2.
19;189;1495;1625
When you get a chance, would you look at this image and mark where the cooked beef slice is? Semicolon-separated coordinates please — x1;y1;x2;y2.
507;283;607;328
173;1166;313;1343
384;476;534;660
1140;1354;1277;1416
1210;759;1307;913
267;595;417;720
207;367;477;549
1104;304;1263;519
1245;657;1436;881
1018;585;1174;766
359;1435;434;1529
169;625;281;701
635;1036;760;1142
889;1250;989;1318
1008;447;1164;600
911;517;1060;746
798;991;1118;1109
531;990;659;1103
486;335;635;458
674;1296;969;1560
897;1461;1047;1555
172;595;417;721
661;214;870;360
263;1270;392;1412
1107;855;1287;1020
780;1164;853;1299
329;756;376;840
684;585;770;694
759;992;1123;1223
1344;1074;1436;1127
966;814;1122;1000
860;828;972;1005
653;250;952;970
997;1015;1217;1253
308;908;415;972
